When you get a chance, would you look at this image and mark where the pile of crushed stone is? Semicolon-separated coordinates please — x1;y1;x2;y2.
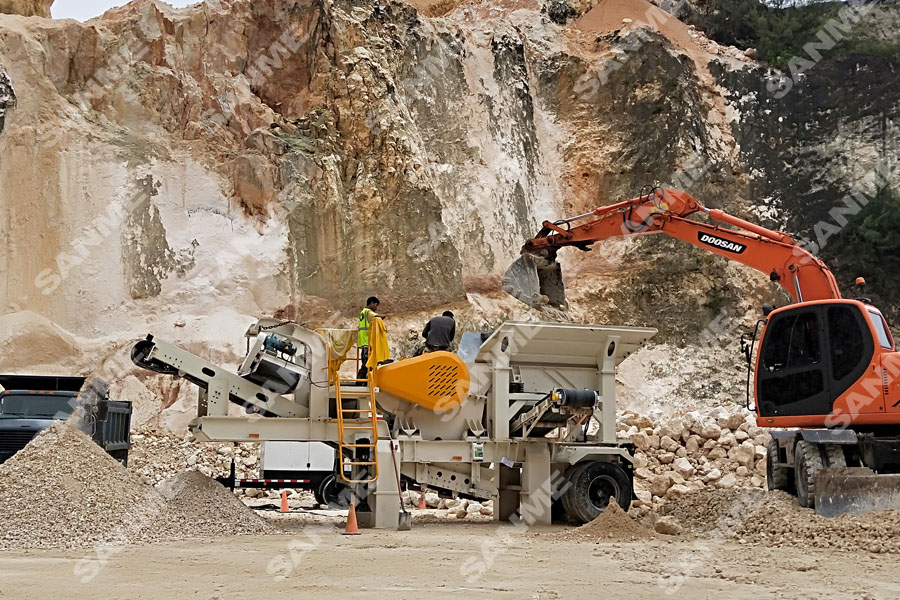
561;502;654;541
158;470;272;536
659;488;900;554
0;423;270;550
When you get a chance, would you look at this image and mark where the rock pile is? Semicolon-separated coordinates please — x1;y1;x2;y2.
0;422;170;549
659;487;900;554
158;471;272;536
0;423;270;550
402;490;495;519
128;428;260;485
562;501;654;541
618;407;769;512
128;429;311;502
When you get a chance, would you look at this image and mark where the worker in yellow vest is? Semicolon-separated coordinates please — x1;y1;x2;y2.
357;296;381;380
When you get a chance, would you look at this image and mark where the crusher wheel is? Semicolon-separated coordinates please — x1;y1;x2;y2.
318;474;350;509
560;461;633;524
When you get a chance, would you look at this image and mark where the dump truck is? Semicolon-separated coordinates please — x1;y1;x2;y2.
132;319;655;528
504;186;900;516
0;375;133;465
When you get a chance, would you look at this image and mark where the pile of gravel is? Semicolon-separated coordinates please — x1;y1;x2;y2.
659;488;900;554
158;470;273;536
561;502;654;541
0;423;270;550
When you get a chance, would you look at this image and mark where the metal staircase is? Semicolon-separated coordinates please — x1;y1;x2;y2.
334;372;379;484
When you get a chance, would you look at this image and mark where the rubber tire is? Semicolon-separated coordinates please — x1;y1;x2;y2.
824;444;847;468
766;438;790;492
794;441;824;509
313;484;326;507
560;462;589;522
560;461;633;525
318;475;350;509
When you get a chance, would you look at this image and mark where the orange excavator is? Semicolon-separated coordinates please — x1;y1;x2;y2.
504;187;900;516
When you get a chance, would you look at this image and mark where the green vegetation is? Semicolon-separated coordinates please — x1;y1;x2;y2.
693;0;900;68
822;187;900;314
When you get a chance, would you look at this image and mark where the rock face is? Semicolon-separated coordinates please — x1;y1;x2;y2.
0;0;897;422
0;0;52;18
0;0;752;342
0;70;12;132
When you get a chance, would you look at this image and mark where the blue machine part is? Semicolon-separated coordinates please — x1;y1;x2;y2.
264;334;297;356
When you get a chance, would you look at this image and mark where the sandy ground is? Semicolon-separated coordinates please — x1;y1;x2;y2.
0;515;897;599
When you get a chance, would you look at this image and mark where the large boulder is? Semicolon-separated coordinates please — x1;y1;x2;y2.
630;431;651;451
717;412;745;431
699;421;722;440
658;417;685;441
729;441;756;468
718;473;738;489
650;474;673;498
654;516;683;535
673;457;695;478
659;435;680;452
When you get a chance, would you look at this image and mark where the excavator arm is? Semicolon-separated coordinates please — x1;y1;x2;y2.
504;187;841;308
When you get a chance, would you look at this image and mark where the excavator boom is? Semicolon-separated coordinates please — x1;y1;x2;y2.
504;187;841;309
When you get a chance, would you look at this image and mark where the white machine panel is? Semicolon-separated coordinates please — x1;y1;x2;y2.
477;321;656;367
260;441;334;472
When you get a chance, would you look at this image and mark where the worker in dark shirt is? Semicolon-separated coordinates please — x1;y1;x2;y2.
422;311;456;353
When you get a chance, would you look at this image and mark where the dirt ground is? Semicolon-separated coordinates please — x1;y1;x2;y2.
0;515;896;599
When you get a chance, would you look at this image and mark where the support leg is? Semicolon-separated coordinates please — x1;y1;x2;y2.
495;463;520;522
367;439;400;529
520;443;552;526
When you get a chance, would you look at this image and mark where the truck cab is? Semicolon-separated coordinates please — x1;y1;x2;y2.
0;375;132;465
0;375;82;463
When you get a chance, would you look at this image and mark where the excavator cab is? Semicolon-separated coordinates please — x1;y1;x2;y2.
754;299;894;421
752;299;900;515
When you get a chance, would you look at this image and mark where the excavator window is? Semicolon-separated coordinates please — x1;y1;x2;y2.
761;311;821;371
867;310;894;350
758;310;826;416
829;306;866;380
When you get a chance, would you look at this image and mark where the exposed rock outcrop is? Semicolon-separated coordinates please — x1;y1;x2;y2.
0;0;52;18
0;70;13;132
0;0;897;418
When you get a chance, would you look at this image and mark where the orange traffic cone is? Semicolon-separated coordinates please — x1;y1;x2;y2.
280;490;289;513
417;491;427;510
343;502;361;535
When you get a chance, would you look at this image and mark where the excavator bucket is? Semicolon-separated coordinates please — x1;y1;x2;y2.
502;253;567;309
814;468;900;517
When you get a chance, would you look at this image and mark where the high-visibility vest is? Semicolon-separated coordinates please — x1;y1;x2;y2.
358;308;372;347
